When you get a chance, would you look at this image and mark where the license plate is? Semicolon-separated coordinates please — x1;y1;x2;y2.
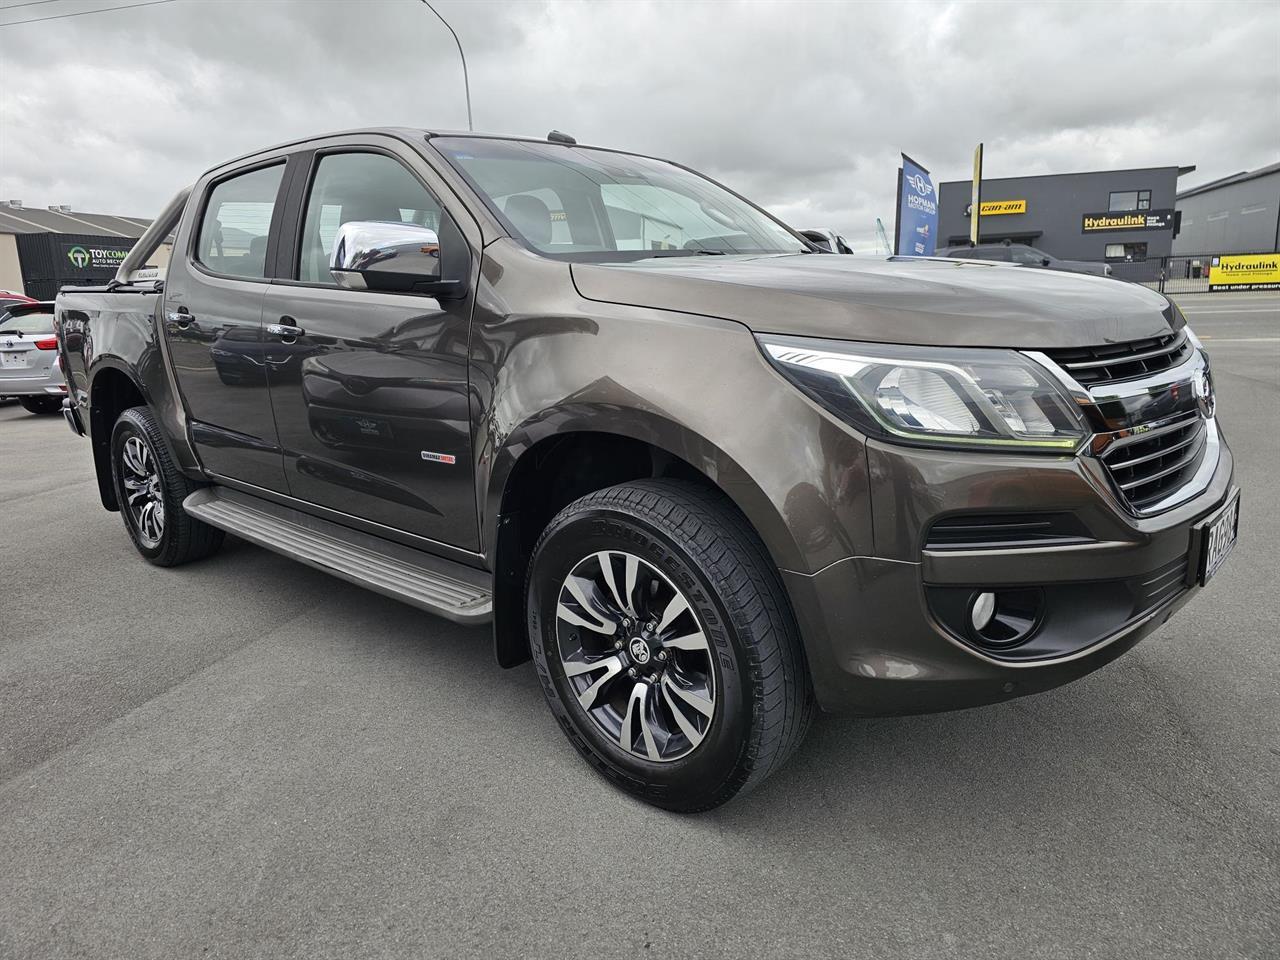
1195;490;1240;586
0;351;29;369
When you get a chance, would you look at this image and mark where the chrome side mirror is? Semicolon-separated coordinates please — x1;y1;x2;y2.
330;220;445;293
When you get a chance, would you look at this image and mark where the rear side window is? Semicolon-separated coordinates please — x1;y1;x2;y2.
1010;246;1048;265
970;247;1010;261
196;164;285;279
949;247;1005;261
297;152;444;284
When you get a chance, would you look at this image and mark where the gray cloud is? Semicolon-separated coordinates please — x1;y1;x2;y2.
1;0;1277;247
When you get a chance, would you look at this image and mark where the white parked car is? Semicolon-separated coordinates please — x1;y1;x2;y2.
0;302;66;415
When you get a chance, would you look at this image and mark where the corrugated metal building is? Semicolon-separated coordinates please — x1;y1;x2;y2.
0;202;171;300
1174;161;1280;255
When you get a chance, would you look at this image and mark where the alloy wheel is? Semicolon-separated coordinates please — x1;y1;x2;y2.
555;550;716;762
121;435;165;548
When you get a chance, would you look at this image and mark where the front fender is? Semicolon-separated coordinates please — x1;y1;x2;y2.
482;399;808;576
468;247;875;577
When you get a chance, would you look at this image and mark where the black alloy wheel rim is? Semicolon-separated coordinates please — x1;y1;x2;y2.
120;435;165;548
555;550;716;762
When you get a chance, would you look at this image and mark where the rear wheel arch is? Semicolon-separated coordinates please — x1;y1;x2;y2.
487;421;802;669
88;365;149;511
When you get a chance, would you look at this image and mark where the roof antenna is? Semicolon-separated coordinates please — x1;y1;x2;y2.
547;130;577;145
420;1;473;131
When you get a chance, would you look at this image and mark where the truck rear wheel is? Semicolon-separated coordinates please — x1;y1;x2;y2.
526;479;813;812
110;406;224;567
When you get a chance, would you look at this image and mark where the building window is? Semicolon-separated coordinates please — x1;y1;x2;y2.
1104;242;1148;262
1109;189;1152;211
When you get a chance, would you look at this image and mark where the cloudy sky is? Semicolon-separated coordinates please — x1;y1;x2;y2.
1;0;1277;247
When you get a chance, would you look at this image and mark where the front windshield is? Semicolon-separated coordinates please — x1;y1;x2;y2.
433;137;807;261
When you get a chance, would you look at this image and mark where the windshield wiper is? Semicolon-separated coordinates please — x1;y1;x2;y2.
642;249;727;258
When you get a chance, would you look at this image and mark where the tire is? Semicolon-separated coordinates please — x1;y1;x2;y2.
110;405;224;567
526;479;814;812
19;396;62;415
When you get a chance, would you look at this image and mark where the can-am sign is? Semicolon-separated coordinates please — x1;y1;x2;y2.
61;242;133;271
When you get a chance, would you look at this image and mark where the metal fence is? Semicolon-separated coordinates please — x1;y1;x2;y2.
1089;252;1273;294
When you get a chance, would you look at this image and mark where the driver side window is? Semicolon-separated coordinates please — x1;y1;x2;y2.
298;152;444;284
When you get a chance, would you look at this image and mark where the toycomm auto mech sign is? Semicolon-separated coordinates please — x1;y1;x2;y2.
60;242;133;272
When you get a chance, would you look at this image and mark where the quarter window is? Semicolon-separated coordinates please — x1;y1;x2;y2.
196;164;285;279
298;152;444;284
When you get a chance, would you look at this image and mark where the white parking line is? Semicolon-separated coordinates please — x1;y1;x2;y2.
1178;308;1280;314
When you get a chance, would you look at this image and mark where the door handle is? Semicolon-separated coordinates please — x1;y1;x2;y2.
267;322;305;340
165;310;192;329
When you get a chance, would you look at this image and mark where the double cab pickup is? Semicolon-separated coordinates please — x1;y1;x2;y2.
50;128;1238;810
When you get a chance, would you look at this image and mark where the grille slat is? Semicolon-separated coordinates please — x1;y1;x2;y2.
1099;415;1208;512
1106;429;1202;471
1116;434;1206;491
1044;331;1193;387
1139;555;1189;609
926;513;1092;550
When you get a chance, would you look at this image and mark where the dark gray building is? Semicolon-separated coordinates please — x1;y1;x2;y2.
937;165;1194;277
1174;161;1280;255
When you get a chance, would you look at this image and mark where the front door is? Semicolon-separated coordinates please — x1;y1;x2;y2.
263;148;476;550
161;161;289;491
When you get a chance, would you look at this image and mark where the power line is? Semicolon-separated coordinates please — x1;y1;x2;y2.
420;0;473;132
0;0;176;27
0;1;71;11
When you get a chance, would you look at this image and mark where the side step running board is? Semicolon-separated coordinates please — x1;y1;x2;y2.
183;487;492;624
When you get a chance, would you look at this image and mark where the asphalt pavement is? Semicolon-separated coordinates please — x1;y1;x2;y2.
1;292;1277;959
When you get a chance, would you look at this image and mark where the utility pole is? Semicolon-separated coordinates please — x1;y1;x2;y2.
421;1;473;131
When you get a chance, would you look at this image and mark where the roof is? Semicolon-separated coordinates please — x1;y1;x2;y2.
0;206;153;237
208;126;659;175
1177;160;1280;200
939;164;1195;188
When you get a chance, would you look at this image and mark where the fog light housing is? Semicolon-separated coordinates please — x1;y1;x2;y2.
970;592;996;632
967;588;1043;648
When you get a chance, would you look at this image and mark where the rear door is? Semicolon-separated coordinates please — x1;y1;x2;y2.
161;159;293;491
261;139;478;550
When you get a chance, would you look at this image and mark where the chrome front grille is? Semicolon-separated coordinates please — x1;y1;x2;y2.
1099;414;1208;512
1042;330;1193;387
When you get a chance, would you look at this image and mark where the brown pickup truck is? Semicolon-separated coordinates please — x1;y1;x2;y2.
53;128;1238;810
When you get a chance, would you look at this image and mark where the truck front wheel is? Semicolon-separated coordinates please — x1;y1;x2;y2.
110;406;224;567
526;479;813;812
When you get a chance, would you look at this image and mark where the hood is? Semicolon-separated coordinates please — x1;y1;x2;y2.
571;254;1177;349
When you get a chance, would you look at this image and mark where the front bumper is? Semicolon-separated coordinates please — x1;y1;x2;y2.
788;425;1235;716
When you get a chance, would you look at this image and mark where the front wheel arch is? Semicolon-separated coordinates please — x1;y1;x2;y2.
487;424;803;671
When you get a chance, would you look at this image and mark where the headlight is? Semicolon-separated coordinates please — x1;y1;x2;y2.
760;335;1087;452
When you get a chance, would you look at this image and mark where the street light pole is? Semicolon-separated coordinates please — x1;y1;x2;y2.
421;0;473;131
